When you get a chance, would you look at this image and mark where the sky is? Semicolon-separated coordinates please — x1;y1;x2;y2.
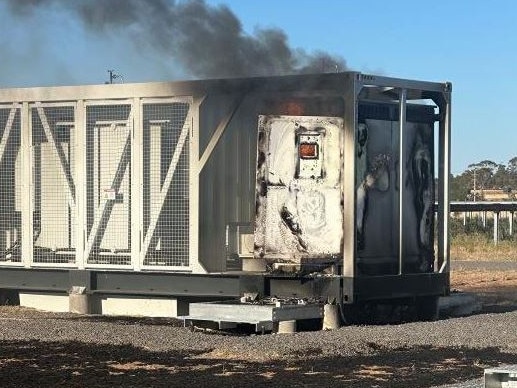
0;0;515;175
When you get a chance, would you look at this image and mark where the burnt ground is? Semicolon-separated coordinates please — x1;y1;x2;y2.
0;266;515;388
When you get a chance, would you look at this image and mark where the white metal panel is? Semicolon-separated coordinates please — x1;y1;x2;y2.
140;100;191;270
85;102;133;268
31;104;76;266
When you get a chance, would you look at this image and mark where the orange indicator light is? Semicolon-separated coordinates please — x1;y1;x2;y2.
299;143;318;159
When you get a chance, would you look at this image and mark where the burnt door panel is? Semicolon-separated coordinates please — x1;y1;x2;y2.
356;104;434;275
254;115;343;266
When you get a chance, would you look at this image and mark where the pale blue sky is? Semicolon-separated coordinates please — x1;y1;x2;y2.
0;0;515;174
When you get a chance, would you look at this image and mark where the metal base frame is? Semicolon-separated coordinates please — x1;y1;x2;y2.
0;268;448;305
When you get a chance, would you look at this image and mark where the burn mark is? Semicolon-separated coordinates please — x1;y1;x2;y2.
252;245;265;258
356;154;391;250
280;205;301;234
257;151;266;170
265;97;345;117
258;180;268;197
254;116;342;262
258;130;265;144
280;205;308;251
410;128;434;272
255;180;268;217
357;123;368;158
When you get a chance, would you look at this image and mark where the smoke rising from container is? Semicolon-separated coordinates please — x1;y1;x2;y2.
6;0;347;79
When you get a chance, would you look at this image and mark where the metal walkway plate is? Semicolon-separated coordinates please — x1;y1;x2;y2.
180;301;324;332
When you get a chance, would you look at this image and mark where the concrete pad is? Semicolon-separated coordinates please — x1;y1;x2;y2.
69;293;90;314
19;292;69;313
439;292;482;317
322;304;340;330
93;295;187;318
277;320;296;333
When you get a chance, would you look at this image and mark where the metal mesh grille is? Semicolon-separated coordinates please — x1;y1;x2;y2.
0;105;21;263
86;104;132;266
142;102;190;267
31;105;76;264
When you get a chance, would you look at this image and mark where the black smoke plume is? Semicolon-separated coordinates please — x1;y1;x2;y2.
6;0;347;78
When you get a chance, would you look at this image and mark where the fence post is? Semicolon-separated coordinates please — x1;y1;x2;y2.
493;211;499;245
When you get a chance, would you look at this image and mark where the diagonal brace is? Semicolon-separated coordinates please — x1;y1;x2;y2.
197;95;243;173
35;103;76;208
141;110;191;258
0;105;18;166
85;126;131;258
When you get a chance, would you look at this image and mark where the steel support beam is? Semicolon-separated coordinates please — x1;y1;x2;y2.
342;74;360;300
437;84;452;274
494;211;499;245
398;88;407;275
189;95;206;273
0;267;241;297
131;98;143;271
354;272;449;301
449;201;517;212
75;100;86;268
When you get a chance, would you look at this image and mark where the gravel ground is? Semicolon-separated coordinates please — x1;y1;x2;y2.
0;266;515;387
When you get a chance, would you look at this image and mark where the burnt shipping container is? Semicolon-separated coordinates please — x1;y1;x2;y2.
0;72;451;318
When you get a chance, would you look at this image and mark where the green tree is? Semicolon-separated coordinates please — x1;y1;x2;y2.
450;157;517;201
450;172;472;200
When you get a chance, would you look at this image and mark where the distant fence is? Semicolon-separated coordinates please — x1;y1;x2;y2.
446;201;517;244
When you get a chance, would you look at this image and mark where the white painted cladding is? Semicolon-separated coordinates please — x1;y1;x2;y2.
254;115;343;263
0;99;192;270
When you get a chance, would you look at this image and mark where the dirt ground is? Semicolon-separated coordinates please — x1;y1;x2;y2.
451;268;517;313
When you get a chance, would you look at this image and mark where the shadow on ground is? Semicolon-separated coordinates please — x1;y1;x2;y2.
0;340;515;387
474;285;517;314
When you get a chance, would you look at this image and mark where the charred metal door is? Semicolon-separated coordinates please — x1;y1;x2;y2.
355;103;435;275
254;115;343;265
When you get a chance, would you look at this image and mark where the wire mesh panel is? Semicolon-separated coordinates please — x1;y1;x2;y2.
0;105;22;264
142;102;190;268
85;103;132;267
31;104;76;265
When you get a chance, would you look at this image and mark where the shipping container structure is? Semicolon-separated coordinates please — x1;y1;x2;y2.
0;72;451;319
